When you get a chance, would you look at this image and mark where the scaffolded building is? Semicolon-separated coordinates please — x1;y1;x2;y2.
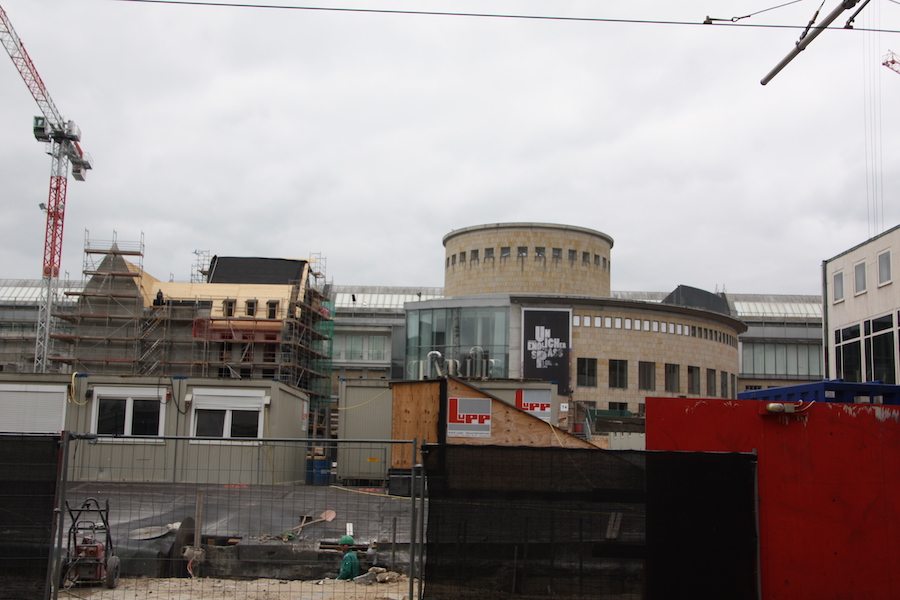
50;234;333;427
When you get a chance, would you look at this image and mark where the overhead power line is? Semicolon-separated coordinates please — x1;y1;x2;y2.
111;0;900;34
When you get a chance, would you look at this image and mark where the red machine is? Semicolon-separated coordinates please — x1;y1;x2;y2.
60;498;119;589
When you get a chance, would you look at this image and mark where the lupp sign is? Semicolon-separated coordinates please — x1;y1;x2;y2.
515;389;552;422
447;397;492;438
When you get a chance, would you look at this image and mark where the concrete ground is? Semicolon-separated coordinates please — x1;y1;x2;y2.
60;481;422;581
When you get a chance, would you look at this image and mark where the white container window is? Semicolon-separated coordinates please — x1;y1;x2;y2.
595;316;603;328
625;319;632;330
583;316;591;327
189;388;268;439
573;315;581;326
91;386;166;437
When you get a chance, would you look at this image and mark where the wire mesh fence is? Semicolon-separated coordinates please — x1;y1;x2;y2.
0;434;425;600
1;434;757;600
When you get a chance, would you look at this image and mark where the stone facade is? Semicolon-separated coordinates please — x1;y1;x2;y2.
443;223;614;297
508;298;743;414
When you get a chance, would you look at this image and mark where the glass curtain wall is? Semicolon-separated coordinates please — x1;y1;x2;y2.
741;342;823;379
406;306;509;379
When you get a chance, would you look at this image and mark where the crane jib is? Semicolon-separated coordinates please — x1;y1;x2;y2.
0;3;92;373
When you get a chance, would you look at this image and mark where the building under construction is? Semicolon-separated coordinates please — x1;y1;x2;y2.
49;234;334;420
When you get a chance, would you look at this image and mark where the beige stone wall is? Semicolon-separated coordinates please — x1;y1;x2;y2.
567;306;741;414
443;223;613;297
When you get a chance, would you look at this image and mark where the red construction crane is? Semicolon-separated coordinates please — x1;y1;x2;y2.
885;50;900;76
0;4;92;372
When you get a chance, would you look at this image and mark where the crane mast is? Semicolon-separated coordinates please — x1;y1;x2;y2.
0;4;92;372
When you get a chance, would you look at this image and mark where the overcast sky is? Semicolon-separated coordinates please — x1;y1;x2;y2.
1;0;898;294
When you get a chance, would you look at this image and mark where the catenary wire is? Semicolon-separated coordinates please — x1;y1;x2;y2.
110;0;900;34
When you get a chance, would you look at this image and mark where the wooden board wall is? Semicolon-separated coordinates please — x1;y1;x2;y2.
446;379;596;449
391;379;596;469
390;380;442;469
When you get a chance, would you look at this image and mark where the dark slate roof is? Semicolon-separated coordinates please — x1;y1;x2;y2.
206;257;307;285
662;284;730;315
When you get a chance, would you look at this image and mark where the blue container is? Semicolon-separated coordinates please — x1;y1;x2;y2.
310;458;330;486
738;380;900;405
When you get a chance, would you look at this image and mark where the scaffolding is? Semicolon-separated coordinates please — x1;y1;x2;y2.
51;234;334;434
52;231;145;375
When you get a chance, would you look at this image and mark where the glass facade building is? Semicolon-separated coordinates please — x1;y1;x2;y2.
405;305;509;379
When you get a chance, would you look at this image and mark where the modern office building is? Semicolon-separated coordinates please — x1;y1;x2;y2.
824;224;900;383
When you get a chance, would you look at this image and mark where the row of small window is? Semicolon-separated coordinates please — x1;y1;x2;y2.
834;312;897;384
447;247;608;267
577;358;735;397
223;299;280;318
833;249;892;302
573;315;737;347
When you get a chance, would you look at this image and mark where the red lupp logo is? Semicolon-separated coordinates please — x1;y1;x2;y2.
449;398;491;424
515;389;550;412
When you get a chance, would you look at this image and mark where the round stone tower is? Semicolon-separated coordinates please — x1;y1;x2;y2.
442;222;614;297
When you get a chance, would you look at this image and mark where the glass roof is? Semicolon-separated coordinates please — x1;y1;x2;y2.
0;279;83;303
0;280;823;320
731;300;822;318
332;286;443;310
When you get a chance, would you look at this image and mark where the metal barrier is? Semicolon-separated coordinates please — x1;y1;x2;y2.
1;434;757;600
26;434;425;600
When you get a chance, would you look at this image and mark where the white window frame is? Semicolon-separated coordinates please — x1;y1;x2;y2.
573;315;581;327
188;388;267;442
878;251;892;286
854;261;867;295
833;271;844;302
90;386;166;438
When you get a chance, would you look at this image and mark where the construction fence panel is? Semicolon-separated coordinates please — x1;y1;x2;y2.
49;435;424;600
422;445;758;600
0;434;60;600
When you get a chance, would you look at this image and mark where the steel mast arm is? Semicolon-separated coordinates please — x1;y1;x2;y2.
761;0;861;85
